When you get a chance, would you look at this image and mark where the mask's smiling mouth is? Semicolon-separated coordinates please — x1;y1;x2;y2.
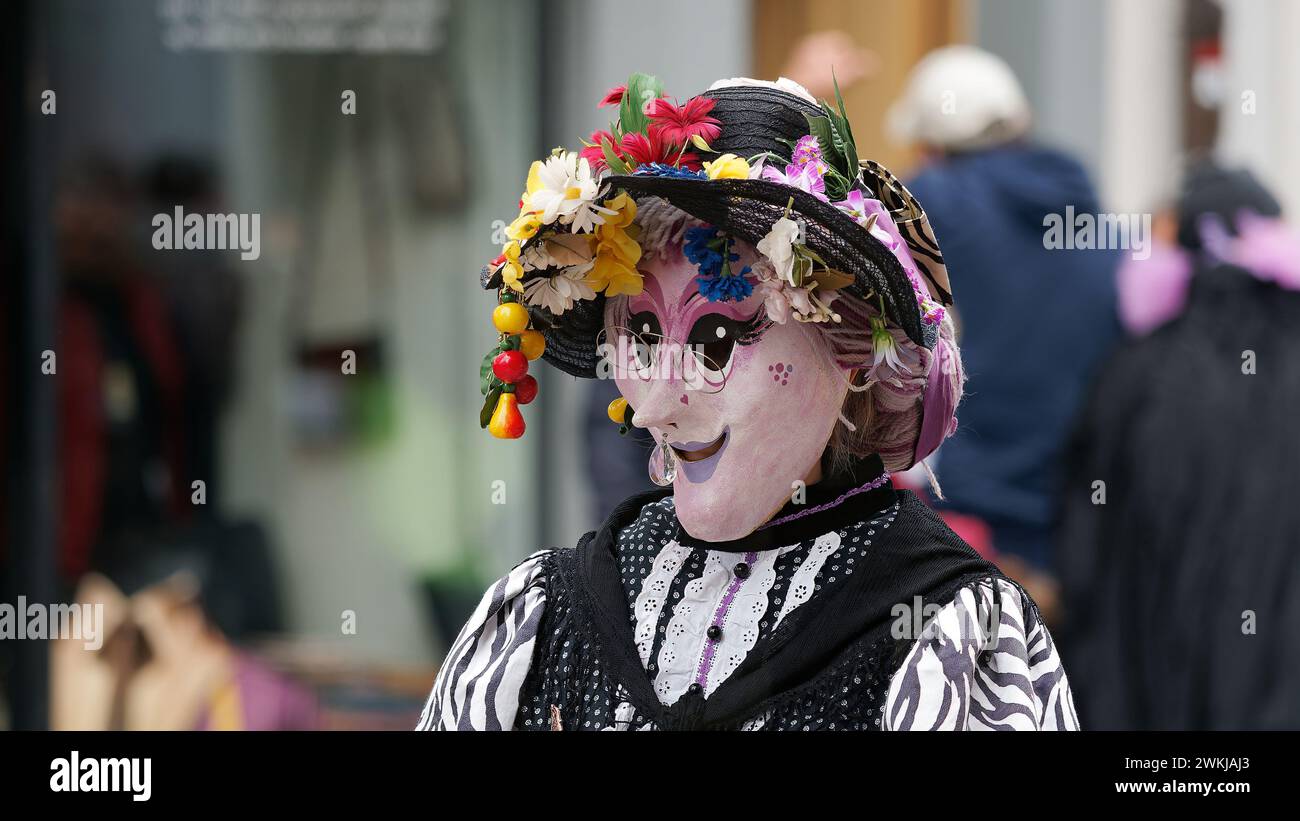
670;428;730;484
672;429;728;463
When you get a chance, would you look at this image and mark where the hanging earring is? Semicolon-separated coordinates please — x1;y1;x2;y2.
648;432;677;487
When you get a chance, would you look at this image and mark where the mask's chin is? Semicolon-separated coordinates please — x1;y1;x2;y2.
671;427;786;542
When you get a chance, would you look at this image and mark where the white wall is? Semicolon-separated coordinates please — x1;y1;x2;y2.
1099;0;1183;213
1218;0;1300;216
220;0;543;664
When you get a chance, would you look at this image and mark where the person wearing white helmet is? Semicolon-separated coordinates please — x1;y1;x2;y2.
888;46;1122;622
887;45;1032;153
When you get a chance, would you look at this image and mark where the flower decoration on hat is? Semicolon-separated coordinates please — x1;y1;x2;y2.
684;225;753;303
479;73;721;438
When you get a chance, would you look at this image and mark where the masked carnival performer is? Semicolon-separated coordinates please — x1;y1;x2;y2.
419;75;1078;731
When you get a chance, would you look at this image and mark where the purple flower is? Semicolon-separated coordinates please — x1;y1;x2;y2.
792;135;823;166
761;161;828;201
833;189;871;224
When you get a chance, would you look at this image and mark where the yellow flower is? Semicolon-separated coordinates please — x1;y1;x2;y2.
506;211;542;242
703;153;750;180
501;240;525;293
523;160;544;198
602;191;637;229
586;244;643;297
583;191;642;295
592;221;641;267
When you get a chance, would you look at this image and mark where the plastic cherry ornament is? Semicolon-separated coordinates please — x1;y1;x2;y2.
492;350;529;383
492;302;530;335
514;375;538;405
518;329;546;361
488;393;525;439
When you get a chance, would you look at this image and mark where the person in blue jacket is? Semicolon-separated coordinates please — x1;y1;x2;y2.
888;46;1122;611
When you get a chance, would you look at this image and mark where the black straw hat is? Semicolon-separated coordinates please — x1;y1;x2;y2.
483;80;953;380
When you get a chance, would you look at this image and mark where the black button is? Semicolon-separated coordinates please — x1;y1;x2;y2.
707;625;722;641
733;562;751;579
687;683;702;696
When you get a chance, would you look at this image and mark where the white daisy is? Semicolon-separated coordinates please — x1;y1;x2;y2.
525;152;609;231
523;264;596;315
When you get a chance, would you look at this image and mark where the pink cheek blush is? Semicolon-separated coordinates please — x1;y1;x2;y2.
767;362;793;387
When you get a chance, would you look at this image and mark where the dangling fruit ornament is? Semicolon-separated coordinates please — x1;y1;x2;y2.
607;396;629;423
607;396;634;435
492;349;529;383
514;374;538;405
518;329;546;361
488;392;526;439
492;302;530;335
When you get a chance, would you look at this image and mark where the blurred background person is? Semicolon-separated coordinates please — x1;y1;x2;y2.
887;45;1123;621
1057;162;1300;730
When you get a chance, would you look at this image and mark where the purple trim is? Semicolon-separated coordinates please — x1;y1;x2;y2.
914;337;957;465
693;550;758;690
760;473;891;530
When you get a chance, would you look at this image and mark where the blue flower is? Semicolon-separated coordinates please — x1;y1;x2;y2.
632;163;707;179
684;226;723;275
697;266;754;303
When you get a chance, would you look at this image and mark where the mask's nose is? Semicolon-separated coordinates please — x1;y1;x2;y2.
630;374;684;433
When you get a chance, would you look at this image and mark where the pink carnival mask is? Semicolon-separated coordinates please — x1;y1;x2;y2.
604;245;850;542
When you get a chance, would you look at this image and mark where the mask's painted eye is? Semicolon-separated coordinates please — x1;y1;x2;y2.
689;310;771;367
628;310;662;339
626;310;662;370
687;313;744;369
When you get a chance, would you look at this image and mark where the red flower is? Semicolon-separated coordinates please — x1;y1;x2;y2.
598;84;627;108
580;129;622;171
617;131;663;166
619;131;703;170
647;96;722;147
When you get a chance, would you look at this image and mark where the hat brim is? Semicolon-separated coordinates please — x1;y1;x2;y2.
482;174;934;379
606;174;926;348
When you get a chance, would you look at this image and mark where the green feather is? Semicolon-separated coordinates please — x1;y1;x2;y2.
619;72;665;137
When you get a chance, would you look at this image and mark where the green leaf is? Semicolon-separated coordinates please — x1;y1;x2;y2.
796;244;828;266
480;342;506;394
600;136;630;175
826;73;860;180
479;385;503;429
825;109;858;181
619;72;665;137
832;71;858;150
823;169;850;203
790;254;813;287
803;113;839;168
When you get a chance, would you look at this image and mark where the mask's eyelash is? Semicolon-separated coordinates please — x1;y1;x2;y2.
736;312;772;346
